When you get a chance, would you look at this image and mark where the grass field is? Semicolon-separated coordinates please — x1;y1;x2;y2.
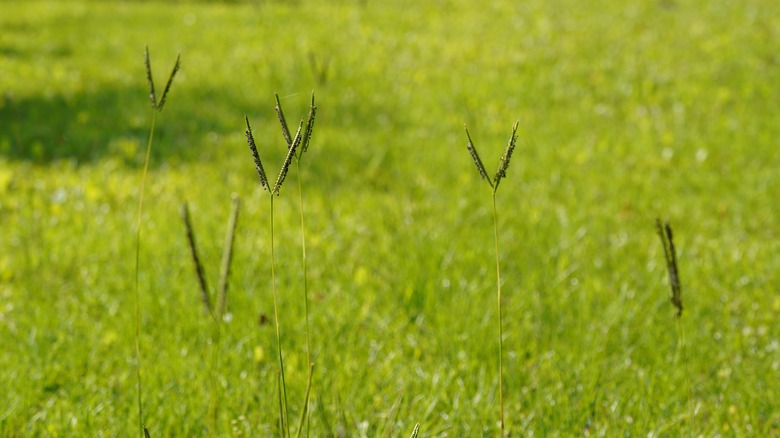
2;0;780;435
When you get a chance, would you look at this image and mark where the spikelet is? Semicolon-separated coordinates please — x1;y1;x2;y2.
656;218;683;317
272;120;303;196
493;121;520;190
245;116;269;190
464;125;493;188
144;46;156;109
157;53;181;112
300;92;317;155
409;423;420;438
143;425;152;438
274;93;293;147
181;202;212;315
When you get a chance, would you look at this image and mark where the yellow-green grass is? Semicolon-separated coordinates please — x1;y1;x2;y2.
1;0;779;435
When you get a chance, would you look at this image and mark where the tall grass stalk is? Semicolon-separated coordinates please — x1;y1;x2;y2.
134;46;179;437
464;121;519;436
246;114;304;438
274;92;317;438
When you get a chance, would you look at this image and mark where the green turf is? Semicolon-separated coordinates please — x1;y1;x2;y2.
1;0;779;435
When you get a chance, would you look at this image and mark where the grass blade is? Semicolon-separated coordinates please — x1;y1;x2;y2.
217;194;240;318
409;423;420;438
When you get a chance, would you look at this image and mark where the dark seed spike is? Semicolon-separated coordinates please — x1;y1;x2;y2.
144;46;156;109
656;218;683;317
156;53;180;112
299;92;317;156
464;124;493;189
665;222;683;317
275;93;293;148
273;120;303;195
493;121;520;192
181;202;213;317
245;116;269;190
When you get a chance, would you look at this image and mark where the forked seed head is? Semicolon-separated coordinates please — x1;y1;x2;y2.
156;53;181;112
144;46;156;109
464;124;493;188
245;116;269;190
493;121;520;191
274;93;293;147
272;120;303;195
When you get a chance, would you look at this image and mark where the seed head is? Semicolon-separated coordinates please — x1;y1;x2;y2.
272;120;303;195
493;121;519;191
464;125;493;189
274;93;293;148
245;116;269;190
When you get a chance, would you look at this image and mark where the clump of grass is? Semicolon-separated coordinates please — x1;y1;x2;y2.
245;113;304;438
463;121;519;437
181;195;241;435
273;92;317;437
134;46;180;438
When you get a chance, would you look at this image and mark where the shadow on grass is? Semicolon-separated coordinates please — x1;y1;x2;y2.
0;84;223;165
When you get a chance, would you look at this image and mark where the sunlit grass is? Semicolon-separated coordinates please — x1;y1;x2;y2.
1;0;780;435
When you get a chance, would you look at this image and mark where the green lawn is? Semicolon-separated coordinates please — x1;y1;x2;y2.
2;0;779;435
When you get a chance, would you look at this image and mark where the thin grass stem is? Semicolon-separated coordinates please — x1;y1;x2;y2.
295;159;313;437
218;195;240;317
492;192;505;436
295;363;315;438
270;196;290;438
133;110;156;437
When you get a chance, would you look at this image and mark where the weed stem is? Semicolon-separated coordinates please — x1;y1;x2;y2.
270;196;290;437
492;192;504;435
133;110;156;437
295;159;312;437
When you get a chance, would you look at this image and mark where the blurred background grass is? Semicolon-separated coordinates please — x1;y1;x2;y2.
1;0;779;435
